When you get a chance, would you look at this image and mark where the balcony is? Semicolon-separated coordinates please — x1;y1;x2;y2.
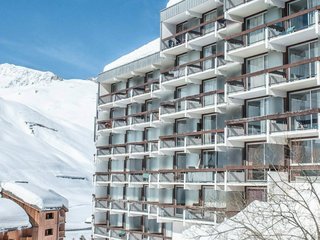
160;90;225;121
161;54;225;87
97;110;160;133
225;28;268;59
96;140;159;158
227;109;320;142
224;0;283;20
268;8;320;47
94;224;171;240
160;129;225;153
227;57;320;99
226;8;320;60
161;18;226;55
98;79;160;109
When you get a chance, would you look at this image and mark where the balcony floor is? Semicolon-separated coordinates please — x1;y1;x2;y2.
227;40;267;59
269;25;319;47
228;87;267;100
226;0;269;19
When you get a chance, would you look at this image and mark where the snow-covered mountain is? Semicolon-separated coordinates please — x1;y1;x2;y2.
0;63;63;88
0;64;97;239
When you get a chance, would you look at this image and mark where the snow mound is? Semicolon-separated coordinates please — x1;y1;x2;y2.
103;38;160;72
0;63;62;88
1;182;69;210
167;0;184;7
0;198;31;232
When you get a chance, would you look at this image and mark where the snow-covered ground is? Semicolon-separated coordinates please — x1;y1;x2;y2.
0;64;97;239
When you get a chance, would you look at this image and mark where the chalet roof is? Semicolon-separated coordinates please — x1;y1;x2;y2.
1;182;69;211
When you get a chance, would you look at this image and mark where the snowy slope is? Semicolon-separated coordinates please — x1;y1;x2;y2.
0;64;97;239
0;198;31;232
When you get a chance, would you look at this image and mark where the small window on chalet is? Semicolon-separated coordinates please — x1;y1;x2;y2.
45;229;53;236
46;212;54;219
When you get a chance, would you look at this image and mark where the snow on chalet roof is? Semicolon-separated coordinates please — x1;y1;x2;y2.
0;198;31;232
167;0;184;7
103;38;160;72
1;182;69;210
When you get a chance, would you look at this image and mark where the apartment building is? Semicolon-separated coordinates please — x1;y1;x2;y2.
93;0;320;239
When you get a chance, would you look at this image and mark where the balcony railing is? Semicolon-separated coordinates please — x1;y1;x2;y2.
94;224;171;240
160;129;224;149
98;79;160;105
96;140;159;156
227;57;320;94
160;90;225;115
226;7;320;52
161;17;226;50
97;109;159;131
161;53;224;83
225;0;254;11
227;108;320;137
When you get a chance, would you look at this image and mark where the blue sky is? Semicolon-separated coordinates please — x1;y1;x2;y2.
0;0;167;79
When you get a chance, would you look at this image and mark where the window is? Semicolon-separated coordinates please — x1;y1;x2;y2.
203;78;217;106
291;139;320;164
246;55;267;89
202;150;217;168
203;10;217;34
203;114;218;144
203;44;216;70
288;41;317;80
246;13;265;44
45;229;53;236
45;212;54;219
289;89;319;130
247;98;267;135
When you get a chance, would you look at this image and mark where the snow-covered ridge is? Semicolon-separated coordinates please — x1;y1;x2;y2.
0;63;62;88
103;38;160;72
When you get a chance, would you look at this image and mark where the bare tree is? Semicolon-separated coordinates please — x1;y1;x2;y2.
184;143;320;240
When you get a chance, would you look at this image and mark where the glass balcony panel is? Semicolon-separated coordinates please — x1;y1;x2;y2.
270;118;288;133
228;81;245;93
225;0;246;10
247;120;266;135
290;114;318;130
228;125;244;137
186;172;214;183
269;69;287;85
247;74;265;90
109;214;123;227
203;94;214;106
247;29;265;45
289;62;316;81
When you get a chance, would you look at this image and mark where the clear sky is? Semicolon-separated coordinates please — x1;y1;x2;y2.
0;0;168;79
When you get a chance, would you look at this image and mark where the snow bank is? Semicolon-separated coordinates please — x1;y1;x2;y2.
0;63;62;88
103;38;160;72
167;0;184;7
0;198;31;232
1;182;69;210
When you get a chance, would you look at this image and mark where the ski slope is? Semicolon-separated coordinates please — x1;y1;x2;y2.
0;64;97;239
